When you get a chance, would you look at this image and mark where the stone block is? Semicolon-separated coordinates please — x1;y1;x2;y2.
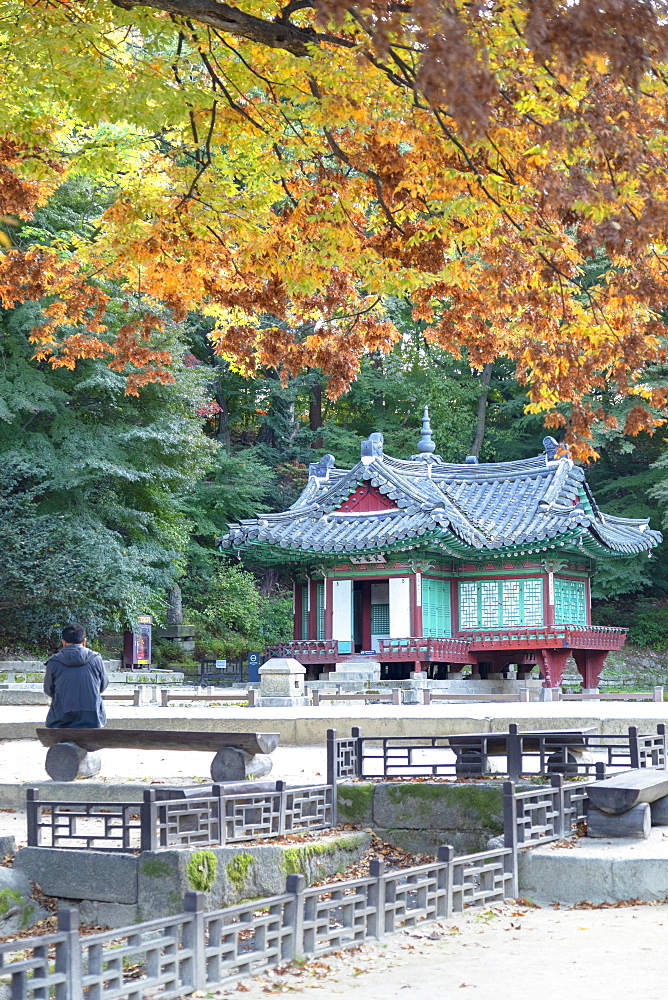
259;658;306;706
337;783;374;826
519;827;668;905
374;827;492;857
15;833;370;928
587;803;651;839
650;795;668;825
372;782;504;835
0;867;46;933
14;847;139;903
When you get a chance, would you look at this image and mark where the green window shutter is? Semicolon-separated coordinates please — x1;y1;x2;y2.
316;581;325;640
422;578;451;637
301;585;309;639
371;603;390;636
459;578;544;629
554;578;587;625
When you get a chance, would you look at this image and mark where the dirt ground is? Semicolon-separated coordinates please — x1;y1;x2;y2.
213;901;668;1000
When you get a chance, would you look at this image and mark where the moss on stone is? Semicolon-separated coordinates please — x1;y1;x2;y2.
281;833;366;877
383;783;504;834
0;889;24;915
140;857;173;879
337;783;374;826
226;853;254;892
19;902;35;929
186;850;218;892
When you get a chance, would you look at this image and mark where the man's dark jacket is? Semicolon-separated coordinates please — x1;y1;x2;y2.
44;645;108;728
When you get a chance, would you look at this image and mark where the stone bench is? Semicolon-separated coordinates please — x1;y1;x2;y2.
447;726;597;776
36;728;279;783
587;768;668;838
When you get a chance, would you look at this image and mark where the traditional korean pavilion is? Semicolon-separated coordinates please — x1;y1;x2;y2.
220;410;661;689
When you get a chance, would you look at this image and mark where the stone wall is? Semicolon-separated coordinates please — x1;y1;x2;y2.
14;831;370;927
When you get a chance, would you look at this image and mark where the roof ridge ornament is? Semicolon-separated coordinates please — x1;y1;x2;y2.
543;436;571;462
361;431;384;463
308;453;335;480
417;406;436;454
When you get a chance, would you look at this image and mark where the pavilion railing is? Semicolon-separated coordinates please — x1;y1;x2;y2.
327;724;667;782
269;625;628;664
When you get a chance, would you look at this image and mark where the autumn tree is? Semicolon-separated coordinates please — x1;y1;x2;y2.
4;1;668;454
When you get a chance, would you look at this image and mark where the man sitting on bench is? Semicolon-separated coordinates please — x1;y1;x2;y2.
44;624;108;729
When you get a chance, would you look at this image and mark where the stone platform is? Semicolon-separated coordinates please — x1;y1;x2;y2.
519;826;668;904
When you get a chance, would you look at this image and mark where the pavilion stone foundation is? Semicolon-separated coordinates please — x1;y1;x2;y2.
14;831;370;928
325;658;381;685
257;657;309;708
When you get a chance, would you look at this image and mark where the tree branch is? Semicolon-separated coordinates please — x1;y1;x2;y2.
111;0;321;55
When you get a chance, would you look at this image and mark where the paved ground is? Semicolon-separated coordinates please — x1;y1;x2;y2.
215;901;668;1000
1;701;668;745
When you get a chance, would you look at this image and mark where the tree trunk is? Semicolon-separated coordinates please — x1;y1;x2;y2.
309;379;323;448
167;583;183;625
259;566;279;597
470;362;494;457
215;378;231;450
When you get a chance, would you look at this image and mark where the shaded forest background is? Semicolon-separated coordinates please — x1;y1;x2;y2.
3;180;668;661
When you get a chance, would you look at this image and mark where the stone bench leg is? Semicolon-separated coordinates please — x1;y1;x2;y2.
45;743;102;781
588;802;650;839
210;747;273;782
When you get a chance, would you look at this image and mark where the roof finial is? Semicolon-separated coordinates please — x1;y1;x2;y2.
417;405;435;454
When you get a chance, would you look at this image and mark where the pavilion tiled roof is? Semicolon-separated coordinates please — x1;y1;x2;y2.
219;434;662;562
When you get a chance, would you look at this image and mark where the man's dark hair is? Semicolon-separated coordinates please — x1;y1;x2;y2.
62;624;85;644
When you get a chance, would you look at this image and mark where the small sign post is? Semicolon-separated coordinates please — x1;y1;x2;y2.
123;616;152;670
247;651;261;683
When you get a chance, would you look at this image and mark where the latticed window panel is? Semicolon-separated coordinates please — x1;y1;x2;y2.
371;603;390;636
422;578;451;637
316;582;325;640
522;579;543;625
553;577;587;625
480;581;498;627
459;582;478;629
459;578;544;629
501;580;521;626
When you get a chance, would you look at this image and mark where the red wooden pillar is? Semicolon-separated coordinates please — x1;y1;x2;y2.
573;650;607;689
410;573;423;637
360;580;372;651
538;648;570;688
309;579;318;642
450;580;459;636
